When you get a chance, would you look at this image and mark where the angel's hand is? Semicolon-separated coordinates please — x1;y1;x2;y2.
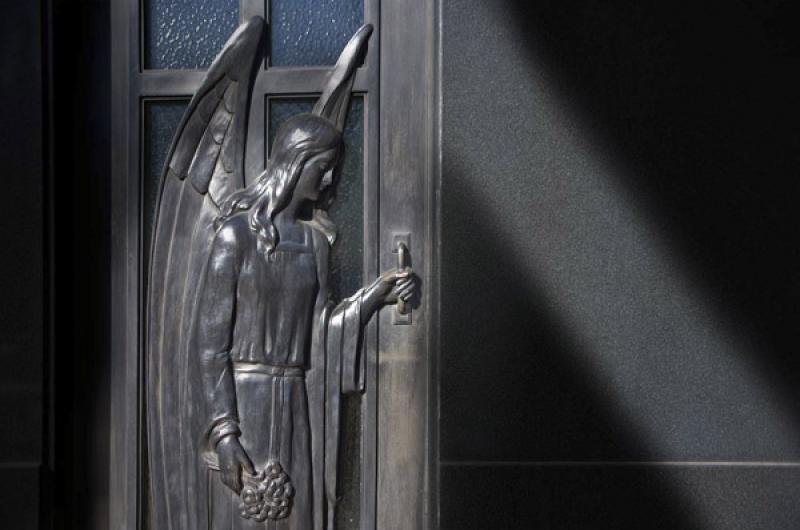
216;434;255;494
366;267;416;307
382;268;416;306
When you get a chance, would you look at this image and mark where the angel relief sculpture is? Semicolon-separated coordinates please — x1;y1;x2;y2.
146;18;415;529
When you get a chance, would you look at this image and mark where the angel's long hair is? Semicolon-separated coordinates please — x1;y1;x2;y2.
215;114;342;255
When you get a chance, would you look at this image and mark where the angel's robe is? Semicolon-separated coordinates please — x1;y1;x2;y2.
193;212;364;529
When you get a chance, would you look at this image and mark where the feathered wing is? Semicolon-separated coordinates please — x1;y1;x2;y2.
146;17;265;530
312;23;373;130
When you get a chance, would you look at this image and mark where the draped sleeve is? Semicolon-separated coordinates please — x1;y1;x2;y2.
306;226;367;528
327;292;366;394
194;220;244;461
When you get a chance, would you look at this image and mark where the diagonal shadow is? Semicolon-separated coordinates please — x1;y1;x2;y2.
439;2;800;527
502;0;800;417
439;162;709;529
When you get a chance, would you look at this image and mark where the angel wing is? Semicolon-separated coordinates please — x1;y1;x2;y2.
146;17;265;530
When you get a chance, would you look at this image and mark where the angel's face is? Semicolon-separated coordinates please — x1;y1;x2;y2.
294;148;339;202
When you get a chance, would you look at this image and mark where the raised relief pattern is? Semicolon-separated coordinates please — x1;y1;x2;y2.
145;17;416;530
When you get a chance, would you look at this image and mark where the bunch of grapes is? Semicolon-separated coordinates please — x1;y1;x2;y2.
239;460;295;522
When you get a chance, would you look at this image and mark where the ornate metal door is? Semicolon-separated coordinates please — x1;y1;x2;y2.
110;1;436;529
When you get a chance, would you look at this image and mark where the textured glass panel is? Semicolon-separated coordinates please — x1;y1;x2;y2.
144;0;239;69
269;97;364;529
143;100;188;263
270;0;363;66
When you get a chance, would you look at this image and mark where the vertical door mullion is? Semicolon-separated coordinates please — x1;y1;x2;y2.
361;1;381;528
377;0;434;527
110;0;142;527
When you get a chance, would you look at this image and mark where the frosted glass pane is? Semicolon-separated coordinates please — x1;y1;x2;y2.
270;0;363;66
143;100;188;261
144;0;239;69
268;97;364;529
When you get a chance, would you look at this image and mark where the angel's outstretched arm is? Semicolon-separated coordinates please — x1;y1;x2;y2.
196;223;242;449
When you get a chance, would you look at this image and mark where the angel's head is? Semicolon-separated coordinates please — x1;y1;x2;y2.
216;114;344;254
271;114;342;204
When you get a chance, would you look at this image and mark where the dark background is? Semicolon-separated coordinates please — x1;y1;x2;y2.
1;0;109;528
3;0;800;528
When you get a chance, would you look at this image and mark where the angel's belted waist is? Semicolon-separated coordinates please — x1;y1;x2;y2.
232;362;305;378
